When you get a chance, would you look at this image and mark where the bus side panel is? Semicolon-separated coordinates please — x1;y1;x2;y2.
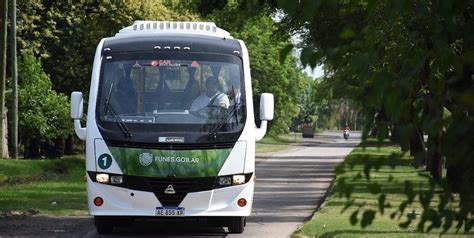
237;40;256;175
218;141;246;176
94;139;124;174
85;39;106;175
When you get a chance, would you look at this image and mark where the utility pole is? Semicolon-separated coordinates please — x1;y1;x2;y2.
10;0;17;159
0;0;8;158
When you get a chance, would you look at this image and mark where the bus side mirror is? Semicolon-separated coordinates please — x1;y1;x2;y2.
260;93;274;121
71;91;84;120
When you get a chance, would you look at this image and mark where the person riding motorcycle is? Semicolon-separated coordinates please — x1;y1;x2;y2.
343;123;350;140
343;124;350;131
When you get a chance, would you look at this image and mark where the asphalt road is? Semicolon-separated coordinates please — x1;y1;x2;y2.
0;131;360;237
235;131;360;237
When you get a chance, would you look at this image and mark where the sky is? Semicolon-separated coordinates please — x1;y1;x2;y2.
272;11;324;79
290;30;324;79
304;65;324;79
293;47;325;79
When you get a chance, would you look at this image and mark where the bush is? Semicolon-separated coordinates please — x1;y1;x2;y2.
18;51;72;158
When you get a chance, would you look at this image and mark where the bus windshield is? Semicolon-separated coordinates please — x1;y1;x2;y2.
96;52;246;135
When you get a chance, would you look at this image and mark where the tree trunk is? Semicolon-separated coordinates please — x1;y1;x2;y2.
42;139;64;159
427;133;443;182
0;0;7;159
1;109;8;158
64;135;74;155
424;94;444;182
26;137;40;158
353;110;359;131
10;0;18;160
410;130;426;167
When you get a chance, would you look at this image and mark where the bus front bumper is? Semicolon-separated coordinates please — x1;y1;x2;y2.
87;177;254;217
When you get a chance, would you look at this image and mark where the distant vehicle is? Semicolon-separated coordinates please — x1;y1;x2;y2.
343;123;350;140
343;129;349;140
70;21;274;234
302;124;315;138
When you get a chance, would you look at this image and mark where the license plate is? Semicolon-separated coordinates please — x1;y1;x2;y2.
155;207;185;216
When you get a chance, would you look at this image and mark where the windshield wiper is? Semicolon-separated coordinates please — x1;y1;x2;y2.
209;86;241;139
208;102;240;139
104;83;133;138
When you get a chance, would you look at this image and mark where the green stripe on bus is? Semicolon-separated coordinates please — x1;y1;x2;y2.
108;146;231;177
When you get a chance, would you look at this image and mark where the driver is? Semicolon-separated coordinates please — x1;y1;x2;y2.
190;77;229;111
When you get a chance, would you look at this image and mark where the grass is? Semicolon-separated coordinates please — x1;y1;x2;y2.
256;133;300;154
294;143;474;237
0;156;88;216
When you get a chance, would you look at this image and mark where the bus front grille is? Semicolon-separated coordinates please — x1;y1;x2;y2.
145;177;216;207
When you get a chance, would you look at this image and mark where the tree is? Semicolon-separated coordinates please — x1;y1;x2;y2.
18;51;71;158
274;0;474;233
10;1;200;155
15;1;198;96
295;79;317;127
10;0;18;160
0;0;7;158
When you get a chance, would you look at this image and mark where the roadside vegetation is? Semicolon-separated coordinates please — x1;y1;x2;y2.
256;133;301;154
0;157;87;216
294;143;474;237
250;0;474;232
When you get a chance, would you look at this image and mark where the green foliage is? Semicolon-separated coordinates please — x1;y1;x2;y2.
307;79;362;130
276;0;474;233
291;79;319;132
334;144;472;233
16;0;199;95
295;145;474;237
11;1;201;156
18;51;71;152
22;1;140;94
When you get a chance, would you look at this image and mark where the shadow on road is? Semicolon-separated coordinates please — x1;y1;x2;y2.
0;216;93;237
0;216;228;237
106;220;227;237
251;154;344;225
297;138;360;148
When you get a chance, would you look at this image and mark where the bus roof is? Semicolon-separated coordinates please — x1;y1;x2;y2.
115;21;233;39
102;34;242;56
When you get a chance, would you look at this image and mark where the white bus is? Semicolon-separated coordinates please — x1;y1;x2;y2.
70;21;274;234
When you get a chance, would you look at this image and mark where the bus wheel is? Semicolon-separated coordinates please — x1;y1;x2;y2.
228;217;245;234
95;216;114;234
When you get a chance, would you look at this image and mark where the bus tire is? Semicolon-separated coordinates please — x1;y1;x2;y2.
228;217;245;234
95;216;114;234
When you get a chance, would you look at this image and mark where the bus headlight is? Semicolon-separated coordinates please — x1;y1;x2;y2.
110;175;123;184
217;176;232;186
96;173;110;184
215;173;252;188
232;175;246;185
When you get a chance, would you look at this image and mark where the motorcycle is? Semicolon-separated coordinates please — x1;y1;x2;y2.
343;129;349;140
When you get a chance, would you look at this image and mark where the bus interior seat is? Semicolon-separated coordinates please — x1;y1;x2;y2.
183;68;200;109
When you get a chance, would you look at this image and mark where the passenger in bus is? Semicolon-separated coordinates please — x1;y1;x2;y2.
190;77;229;111
112;68;136;114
